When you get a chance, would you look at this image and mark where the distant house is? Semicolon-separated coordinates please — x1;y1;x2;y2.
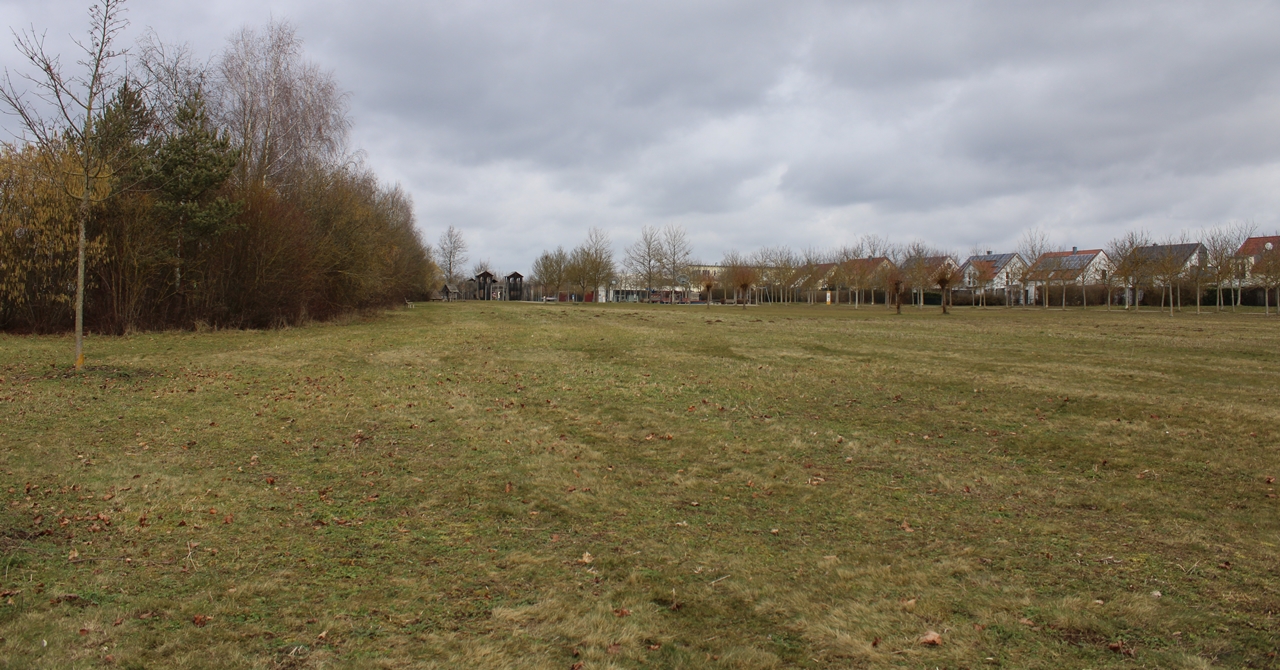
1024;248;1110;306
959;252;1028;304
1237;236;1280;283
1127;243;1206;277
1114;243;1206;308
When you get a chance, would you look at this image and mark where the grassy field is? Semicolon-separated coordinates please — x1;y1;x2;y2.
0;302;1278;668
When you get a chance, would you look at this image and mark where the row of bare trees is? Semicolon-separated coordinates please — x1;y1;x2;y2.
0;2;437;360
514;222;1279;313
530;228;617;301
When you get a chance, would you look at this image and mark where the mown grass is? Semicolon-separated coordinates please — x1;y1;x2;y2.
0;302;1277;668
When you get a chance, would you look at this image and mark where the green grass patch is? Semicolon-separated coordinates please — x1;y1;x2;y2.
0;303;1277;668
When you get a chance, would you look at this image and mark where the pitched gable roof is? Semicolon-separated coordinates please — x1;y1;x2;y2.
1238;236;1280;260
1128;243;1204;266
1025;249;1105;282
962;252;1024;275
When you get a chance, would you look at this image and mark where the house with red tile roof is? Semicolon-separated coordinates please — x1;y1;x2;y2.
1237;236;1280;285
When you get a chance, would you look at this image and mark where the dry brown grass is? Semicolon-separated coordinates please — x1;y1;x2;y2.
0;303;1277;667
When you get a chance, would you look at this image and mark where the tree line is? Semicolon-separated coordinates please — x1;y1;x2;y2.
509;222;1280;313
0;1;437;356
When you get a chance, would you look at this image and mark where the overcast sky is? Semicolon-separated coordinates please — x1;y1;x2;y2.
4;0;1279;271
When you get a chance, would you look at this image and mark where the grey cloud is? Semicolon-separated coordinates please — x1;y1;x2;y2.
3;0;1279;270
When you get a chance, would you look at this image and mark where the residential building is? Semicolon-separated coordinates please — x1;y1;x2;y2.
1024;248;1110;306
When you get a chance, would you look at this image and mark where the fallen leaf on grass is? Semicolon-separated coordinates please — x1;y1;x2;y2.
614;608;631;617
648;643;661;650
68;549;79;561
607;643;621;654
1267;476;1275;484
901;521;914;532
578;552;593;564
1107;641;1135;655
919;631;942;645
1019;618;1035;626
192;614;210;627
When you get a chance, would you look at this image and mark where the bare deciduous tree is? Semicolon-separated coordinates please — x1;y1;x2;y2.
624;225;663;301
900;242;934;308
567;227;614;302
1253;238;1280;316
720;250;757;308
660;224;692;302
1203;222;1255;311
136;31;210;133
437;226;468;284
214;20;349;187
1017;227;1051;308
933;256;959;314
0;0;130;368
1106;231;1150;310
531;246;568;300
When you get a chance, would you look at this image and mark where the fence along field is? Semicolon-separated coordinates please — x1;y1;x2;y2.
0;302;1276;668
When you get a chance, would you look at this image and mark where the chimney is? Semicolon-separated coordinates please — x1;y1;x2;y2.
986;250;992;255
1072;246;1078;254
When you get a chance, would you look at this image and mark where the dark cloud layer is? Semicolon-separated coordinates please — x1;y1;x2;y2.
4;0;1278;269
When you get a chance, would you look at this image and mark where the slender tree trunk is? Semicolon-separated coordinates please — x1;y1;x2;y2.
74;187;89;369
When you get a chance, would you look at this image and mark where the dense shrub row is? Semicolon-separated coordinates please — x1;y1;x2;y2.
0;19;436;334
